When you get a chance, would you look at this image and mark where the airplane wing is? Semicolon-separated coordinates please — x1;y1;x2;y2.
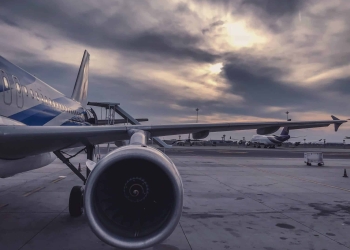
0;117;345;159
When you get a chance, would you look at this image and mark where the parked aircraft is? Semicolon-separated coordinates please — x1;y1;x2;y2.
244;127;304;148
171;134;206;146
0;51;346;249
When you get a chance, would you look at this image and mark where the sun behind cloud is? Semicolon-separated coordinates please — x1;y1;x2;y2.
209;62;223;74
225;21;266;48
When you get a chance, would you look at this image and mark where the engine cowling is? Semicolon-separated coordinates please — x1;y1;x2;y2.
84;145;183;249
245;141;251;146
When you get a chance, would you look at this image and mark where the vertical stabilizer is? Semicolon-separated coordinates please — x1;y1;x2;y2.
71;50;90;105
280;126;289;135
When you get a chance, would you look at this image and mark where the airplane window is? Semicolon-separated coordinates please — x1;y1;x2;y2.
2;77;9;90
15;83;21;93
23;86;28;96
30;89;34;98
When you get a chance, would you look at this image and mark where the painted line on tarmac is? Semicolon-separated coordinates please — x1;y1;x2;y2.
240;165;350;193
51;176;66;183
218;151;248;154
0;204;9;209
23;187;45;197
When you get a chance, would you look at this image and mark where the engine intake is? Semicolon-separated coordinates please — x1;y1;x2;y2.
84;145;183;249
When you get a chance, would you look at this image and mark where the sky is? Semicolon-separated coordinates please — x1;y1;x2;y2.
1;0;350;142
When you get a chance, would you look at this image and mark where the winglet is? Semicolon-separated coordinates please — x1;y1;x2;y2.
331;115;342;132
331;115;339;120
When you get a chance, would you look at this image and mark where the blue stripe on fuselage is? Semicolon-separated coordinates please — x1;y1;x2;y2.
9;103;62;125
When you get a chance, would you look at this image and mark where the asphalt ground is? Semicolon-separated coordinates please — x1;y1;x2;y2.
97;145;350;160
1;146;350;250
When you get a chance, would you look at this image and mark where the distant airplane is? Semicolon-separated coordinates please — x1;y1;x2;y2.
171;134;205;146
0;51;346;249
245;127;305;148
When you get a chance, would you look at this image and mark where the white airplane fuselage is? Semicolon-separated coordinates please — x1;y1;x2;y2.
0;55;88;177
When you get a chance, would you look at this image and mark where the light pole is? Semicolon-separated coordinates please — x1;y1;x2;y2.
196;108;199;123
286;111;289;121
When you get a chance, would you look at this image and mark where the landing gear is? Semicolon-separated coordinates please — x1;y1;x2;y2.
54;145;95;218
69;186;84;217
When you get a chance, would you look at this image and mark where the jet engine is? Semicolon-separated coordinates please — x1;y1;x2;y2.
84;145;183;249
245;141;251;146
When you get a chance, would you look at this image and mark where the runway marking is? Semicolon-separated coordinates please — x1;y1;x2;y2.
0;204;9;209
23;187;45;197
218;151;248;154
241;165;350;193
51;176;66;183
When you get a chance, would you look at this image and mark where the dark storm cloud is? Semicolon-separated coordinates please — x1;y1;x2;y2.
202;20;225;34
219;57;348;118
1;0;349;129
323;77;350;94
241;0;304;17
0;0;218;63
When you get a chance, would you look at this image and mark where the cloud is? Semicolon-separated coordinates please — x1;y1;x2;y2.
0;0;349;141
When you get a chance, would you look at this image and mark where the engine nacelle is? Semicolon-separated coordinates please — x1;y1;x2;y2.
245;141;251;146
192;130;209;140
84;145;183;249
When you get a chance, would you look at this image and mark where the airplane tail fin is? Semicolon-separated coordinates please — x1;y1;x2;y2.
280;126;289;136
71;50;90;106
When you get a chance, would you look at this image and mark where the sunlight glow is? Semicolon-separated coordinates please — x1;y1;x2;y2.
225;22;266;48
209;63;223;74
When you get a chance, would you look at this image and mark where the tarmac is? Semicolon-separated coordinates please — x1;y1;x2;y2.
1;146;350;250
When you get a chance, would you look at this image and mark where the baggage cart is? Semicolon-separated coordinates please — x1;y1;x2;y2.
304;152;324;166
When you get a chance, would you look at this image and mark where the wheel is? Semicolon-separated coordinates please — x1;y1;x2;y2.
69;186;83;217
307;163;311;166
318;163;322;166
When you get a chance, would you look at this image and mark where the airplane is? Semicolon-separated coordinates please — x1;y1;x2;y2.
171;134;205;146
245;127;304;148
0;50;347;249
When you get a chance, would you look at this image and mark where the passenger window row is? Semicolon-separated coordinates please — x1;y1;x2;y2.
1;73;79;115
